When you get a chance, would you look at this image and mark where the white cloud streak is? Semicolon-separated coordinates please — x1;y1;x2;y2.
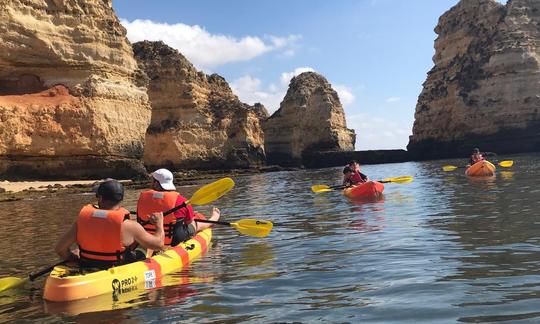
385;97;401;103
121;19;300;70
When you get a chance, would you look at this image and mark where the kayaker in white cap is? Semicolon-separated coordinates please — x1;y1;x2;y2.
54;179;165;269
136;168;221;247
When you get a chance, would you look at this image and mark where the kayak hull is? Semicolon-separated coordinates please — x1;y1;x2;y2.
465;160;496;177
343;181;384;199
43;227;211;302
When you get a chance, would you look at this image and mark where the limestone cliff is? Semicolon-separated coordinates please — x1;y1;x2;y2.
263;72;355;166
408;0;540;158
0;0;151;179
133;41;266;170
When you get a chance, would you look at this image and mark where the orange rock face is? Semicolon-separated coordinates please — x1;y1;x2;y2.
0;0;151;179
408;0;540;158
263;72;355;166
133;41;267;170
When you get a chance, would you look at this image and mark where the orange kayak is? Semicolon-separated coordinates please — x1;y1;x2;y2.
465;160;496;177
343;181;384;199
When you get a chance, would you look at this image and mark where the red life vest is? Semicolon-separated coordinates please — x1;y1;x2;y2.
471;153;484;164
349;170;365;184
77;204;129;264
137;190;181;245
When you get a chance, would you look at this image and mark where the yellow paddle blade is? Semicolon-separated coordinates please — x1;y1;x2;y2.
231;219;273;238
187;177;235;206
0;277;28;292
499;160;513;167
442;165;458;172
311;185;332;193
382;176;413;183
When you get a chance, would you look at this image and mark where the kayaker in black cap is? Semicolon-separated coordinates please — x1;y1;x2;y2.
55;179;165;269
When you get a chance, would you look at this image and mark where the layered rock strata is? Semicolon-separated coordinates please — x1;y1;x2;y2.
133;41;267;170
408;0;540;158
263;72;355;166
0;0;151;179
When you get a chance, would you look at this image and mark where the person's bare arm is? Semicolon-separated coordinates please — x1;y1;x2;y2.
55;222;77;260
122;213;164;251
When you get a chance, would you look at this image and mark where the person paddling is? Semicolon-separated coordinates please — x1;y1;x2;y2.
55;180;165;269
137;168;221;247
342;161;368;186
469;148;485;165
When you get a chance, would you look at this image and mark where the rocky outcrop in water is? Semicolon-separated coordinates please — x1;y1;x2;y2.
408;0;540;159
263;72;355;166
0;0;151;179
133;41;267;170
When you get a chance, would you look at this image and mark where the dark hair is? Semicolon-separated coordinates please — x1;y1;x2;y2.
343;166;352;174
96;180;124;203
349;160;358;165
473;148;480;153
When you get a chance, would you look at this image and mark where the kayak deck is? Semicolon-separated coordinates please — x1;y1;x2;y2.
43;228;212;302
343;181;384;199
465;160;496;177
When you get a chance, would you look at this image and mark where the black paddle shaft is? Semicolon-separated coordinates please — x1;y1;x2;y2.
129;202;187;217
29;260;66;281
195;219;231;226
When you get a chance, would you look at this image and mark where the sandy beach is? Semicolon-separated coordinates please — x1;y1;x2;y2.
0;180;127;193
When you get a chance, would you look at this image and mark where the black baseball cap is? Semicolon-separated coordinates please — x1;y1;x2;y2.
96;179;124;203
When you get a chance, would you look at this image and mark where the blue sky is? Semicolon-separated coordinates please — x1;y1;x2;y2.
113;0;507;150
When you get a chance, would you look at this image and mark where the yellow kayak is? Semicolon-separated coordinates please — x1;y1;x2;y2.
43;228;212;302
465;160;496;177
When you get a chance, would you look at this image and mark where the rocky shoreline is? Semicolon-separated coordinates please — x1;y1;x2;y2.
0;165;298;202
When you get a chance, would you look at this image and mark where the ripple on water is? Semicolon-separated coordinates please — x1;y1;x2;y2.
1;155;540;322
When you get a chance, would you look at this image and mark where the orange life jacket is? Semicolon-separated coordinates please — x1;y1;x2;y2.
136;190;180;245
77;204;129;265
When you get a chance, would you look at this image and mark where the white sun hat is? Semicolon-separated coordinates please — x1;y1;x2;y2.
151;168;176;191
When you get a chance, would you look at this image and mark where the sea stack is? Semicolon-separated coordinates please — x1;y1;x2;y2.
133;41;267;170
408;0;540;159
0;0;151;179
263;72;355;166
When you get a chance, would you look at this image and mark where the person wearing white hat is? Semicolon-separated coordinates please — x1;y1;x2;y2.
136;168;221;247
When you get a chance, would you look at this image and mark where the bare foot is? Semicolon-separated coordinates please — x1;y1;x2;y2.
210;207;220;221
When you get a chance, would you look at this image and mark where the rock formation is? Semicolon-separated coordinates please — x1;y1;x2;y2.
0;0;151;179
133;41;267;170
263;72;355;166
408;0;540;158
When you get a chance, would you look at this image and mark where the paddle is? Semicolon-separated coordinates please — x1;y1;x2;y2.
196;219;273;238
311;176;413;193
442;160;514;172
0;260;66;293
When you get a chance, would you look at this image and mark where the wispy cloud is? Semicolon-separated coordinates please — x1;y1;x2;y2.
347;113;411;150
121;19;300;70
385;97;401;103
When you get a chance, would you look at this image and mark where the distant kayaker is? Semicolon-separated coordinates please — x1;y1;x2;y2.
55;179;165;269
136;168;221;247
469;148;485;165
342;161;368;186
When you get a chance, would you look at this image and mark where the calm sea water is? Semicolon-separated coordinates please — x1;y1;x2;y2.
0;154;539;323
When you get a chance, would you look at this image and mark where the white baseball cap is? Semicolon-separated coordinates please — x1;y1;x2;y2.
151;168;176;191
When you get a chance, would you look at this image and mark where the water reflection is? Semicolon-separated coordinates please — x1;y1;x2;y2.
1;154;540;322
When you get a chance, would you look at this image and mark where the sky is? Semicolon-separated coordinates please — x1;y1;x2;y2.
113;0;507;151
